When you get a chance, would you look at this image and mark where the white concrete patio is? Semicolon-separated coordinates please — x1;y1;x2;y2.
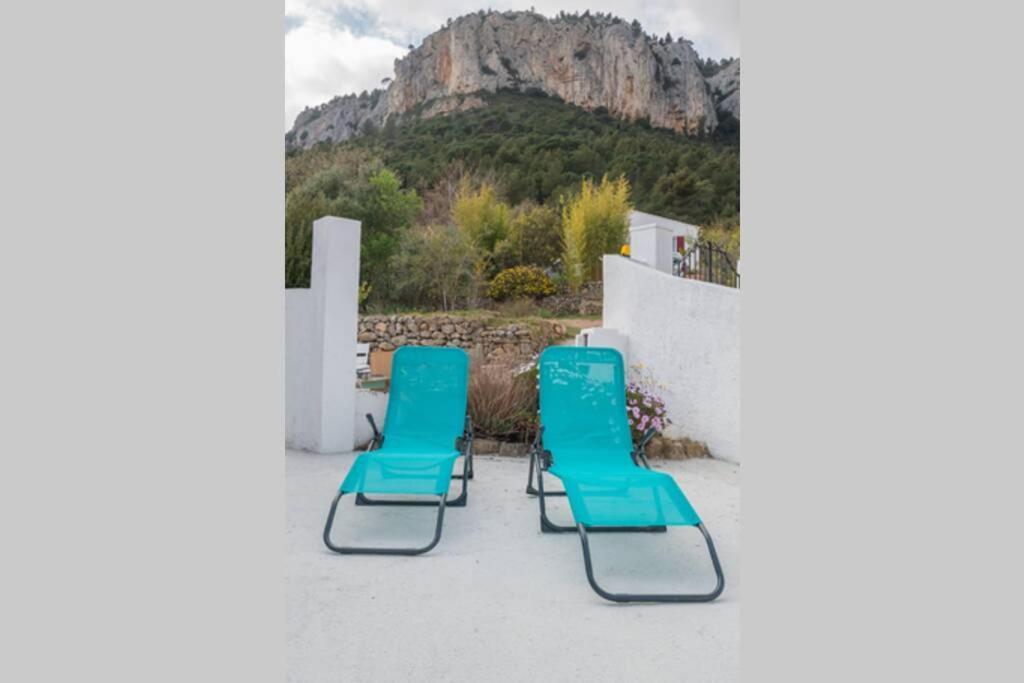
287;450;740;682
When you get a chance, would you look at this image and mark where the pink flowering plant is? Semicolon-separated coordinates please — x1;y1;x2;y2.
625;364;671;444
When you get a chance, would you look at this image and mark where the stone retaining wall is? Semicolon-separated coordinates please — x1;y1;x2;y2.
539;280;603;316
357;314;566;361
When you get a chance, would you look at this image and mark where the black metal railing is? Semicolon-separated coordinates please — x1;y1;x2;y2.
675;241;740;289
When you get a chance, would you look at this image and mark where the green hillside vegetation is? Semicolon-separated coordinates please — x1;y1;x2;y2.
285;90;739;309
290;90;738;220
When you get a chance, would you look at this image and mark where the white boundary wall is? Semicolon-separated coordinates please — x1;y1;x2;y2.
630;210;699;241
603;255;740;463
286;217;362;453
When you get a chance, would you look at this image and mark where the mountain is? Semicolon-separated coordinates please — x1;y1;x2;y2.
708;59;740;120
287;10;736;150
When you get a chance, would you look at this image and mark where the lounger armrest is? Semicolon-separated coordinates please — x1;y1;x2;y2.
366;413;382;448
456;415;474;453
529;427;552;469
530;426;545;452
632;428;657;466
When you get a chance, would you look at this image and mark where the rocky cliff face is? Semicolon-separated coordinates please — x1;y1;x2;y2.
708;59;740;120
288;11;724;150
288;89;389;148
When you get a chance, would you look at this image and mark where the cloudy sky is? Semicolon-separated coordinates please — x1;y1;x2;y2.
285;1;739;131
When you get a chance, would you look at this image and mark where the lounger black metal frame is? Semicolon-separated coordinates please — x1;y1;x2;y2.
322;414;473;555
527;427;725;602
578;521;725;603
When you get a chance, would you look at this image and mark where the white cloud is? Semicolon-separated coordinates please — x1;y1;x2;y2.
285;1;739;131
285;6;406;130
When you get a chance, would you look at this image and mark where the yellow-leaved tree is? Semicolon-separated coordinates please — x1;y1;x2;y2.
452;181;511;253
562;175;631;289
699;216;741;264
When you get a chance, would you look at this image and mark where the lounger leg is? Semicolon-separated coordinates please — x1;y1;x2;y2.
446;450;471;505
531;449;572;533
526;447;565;498
526;452;565;497
526;451;539;494
323;490;447;555
459;418;474;480
453;460;474;481
577;522;725;603
452;442;473;481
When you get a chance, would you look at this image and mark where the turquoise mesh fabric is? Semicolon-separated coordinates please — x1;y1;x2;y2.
340;347;469;496
539;346;701;527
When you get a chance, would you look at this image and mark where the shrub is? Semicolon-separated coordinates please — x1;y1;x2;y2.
495;298;540;318
487;266;556;301
699;217;741;263
492;203;563;271
284;166;420;293
390;225;481;311
358;282;372;309
467;362;538;441
647;167;714;224
626;365;671;443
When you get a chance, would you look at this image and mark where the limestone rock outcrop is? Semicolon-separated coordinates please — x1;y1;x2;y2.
708;59;740;120
288;11;726;150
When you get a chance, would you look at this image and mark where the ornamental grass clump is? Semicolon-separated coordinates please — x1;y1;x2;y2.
467;361;539;441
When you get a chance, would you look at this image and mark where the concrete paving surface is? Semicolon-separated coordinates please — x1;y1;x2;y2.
287;450;740;682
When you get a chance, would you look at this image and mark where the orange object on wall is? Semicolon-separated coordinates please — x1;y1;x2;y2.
369;349;394;379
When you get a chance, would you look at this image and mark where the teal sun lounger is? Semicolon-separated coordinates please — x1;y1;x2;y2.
323;346;473;555
527;346;724;602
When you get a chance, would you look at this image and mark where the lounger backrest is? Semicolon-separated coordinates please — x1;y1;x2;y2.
538;346;632;455
383;346;469;452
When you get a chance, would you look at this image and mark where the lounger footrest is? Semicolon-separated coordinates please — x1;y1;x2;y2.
340;450;460;497
552;466;702;528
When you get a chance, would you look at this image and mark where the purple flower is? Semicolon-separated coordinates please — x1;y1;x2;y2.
652;417;663;431
631;407;641;418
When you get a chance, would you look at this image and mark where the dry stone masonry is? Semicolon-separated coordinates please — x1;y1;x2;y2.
357;314;566;362
540;281;603;317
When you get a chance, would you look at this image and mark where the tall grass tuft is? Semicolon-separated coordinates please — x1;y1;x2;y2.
467;360;538;441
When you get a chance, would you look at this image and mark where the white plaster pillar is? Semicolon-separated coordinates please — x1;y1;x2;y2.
629;223;675;274
309;216;361;453
574;327;630;367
